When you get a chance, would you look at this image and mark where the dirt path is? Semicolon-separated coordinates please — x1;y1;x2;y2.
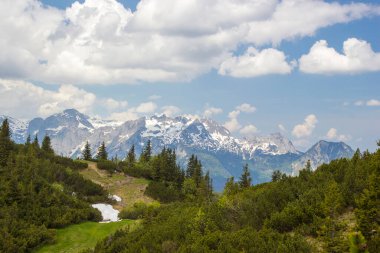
80;161;154;210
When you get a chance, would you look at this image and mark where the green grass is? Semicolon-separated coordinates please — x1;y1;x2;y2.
79;161;155;209
35;220;134;253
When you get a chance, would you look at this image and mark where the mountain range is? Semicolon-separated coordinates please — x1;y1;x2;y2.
0;109;354;190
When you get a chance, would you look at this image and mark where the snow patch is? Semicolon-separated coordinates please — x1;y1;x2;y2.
92;203;120;222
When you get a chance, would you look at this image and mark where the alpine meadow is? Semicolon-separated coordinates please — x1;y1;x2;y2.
0;0;379;252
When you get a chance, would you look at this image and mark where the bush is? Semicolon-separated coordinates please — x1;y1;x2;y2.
97;160;117;174
119;202;160;220
145;182;182;203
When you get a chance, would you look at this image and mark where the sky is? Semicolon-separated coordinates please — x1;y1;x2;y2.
0;0;379;151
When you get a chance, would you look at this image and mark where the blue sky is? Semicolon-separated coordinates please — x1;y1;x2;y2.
1;0;379;151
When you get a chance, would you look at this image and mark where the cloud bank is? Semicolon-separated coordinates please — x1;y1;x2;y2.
1;0;379;84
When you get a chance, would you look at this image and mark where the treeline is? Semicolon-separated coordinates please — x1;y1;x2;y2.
92;142;380;253
83;140;214;203
0;119;109;253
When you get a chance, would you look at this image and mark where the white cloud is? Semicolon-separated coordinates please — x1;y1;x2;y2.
103;98;128;110
203;107;223;118
161;105;181;117
135;102;157;113
236;103;256;113
326;128;351;142
292;114;318;138
224;117;241;133
0;0;378;84
240;124;258;137
299;38;380;74
219;47;294;77
367;99;380;106
0;79;97;118
108;111;139;122
224;103;258;132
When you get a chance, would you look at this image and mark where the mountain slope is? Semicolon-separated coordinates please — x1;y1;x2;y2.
1;109;354;190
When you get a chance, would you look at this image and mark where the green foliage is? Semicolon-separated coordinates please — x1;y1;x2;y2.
96;142;108;161
349;232;369;253
82;141;92;160
41;135;54;155
119;202;160;220
0;133;109;252
97;160;117;175
239;163;251;188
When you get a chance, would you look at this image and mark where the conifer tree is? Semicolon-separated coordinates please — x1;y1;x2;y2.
186;154;196;177
42;136;54;154
140;140;152;162
96;141;108;160
193;160;203;187
25;135;31;146
0;119;12;166
126;144;136;165
239;163;252;188
33;135;39;148
82;141;92;160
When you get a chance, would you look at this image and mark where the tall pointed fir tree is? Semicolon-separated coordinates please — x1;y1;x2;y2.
82;141;92;160
0;119;12;166
33;135;39;148
239;163;252;188
127;144;136;164
140;140;152;163
42;135;54;154
96;141;108;160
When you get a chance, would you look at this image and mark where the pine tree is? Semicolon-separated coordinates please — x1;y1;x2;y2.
25;135;31;146
193;160;203;187
41;136;54;154
140;140;152;163
0;119;12;166
33;135;39;148
204;171;213;197
126;144;136;165
82;141;92;160
96;141;108;160
239;163;252;188
186;154;196;177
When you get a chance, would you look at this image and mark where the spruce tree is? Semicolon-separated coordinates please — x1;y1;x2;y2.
96;141;108;160
33;135;39;148
239;163;252;188
126;144;136;165
0;119;12;166
82;141;92;160
25;135;31;146
186;155;196;177
140;140;152;162
42;136;54;154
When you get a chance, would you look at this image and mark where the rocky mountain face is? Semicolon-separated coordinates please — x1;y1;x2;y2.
291;140;355;175
1;109;355;190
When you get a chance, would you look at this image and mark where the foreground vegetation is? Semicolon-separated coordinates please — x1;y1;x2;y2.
91;144;380;252
0;119;109;252
35;220;133;253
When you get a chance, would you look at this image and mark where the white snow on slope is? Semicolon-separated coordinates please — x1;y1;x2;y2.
92;203;120;222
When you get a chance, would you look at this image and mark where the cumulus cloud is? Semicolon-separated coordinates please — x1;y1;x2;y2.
161;105;181;117
0;0;378;84
103;98;128;110
326;128;351;142
0;79;97;118
292;114;318;138
224;103;257;132
203;107;223;118
299;38;380;74
219;47;295;77
108;111;139;122
135;102;157;113
240;124;258;137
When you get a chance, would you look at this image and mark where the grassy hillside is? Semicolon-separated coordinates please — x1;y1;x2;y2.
79;161;155;210
35;220;134;253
